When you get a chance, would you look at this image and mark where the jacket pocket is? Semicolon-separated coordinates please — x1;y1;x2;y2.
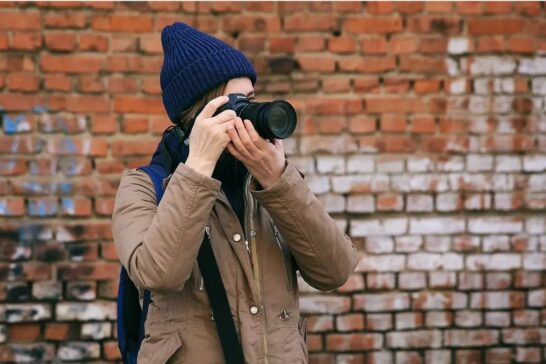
272;224;294;292
139;329;184;364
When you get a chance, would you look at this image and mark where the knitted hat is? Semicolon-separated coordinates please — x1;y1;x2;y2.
160;22;258;124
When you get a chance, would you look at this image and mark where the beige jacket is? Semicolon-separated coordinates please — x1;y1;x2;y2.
112;159;359;364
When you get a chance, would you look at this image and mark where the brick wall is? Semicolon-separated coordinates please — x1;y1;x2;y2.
0;1;545;363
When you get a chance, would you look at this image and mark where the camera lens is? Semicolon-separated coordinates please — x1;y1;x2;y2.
264;101;297;139
240;100;297;139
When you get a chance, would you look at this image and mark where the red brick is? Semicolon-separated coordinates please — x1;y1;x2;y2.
222;15;281;33
9;32;42;50
79;34;109;52
407;16;461;35
45;12;87;28
122;117;149;134
344;17;403;33
92;14;153;32
108;77;138;94
349;115;376;134
366;97;425;113
336;314;365;331
0;197;25;216
40;55;103;73
90;115;117;135
246;2;273;11
338;56;396;73
100;242;118;260
390;35;418;54
151;117;172;135
469;19;524;35
457;2;483;14
7;73;39;92
284;14;337;32
514;1;542;16
476;36;506;53
400;56;446;74
415;80;442;94
411;116;436;133
45;323;71;340
269;37;295;53
419;37;447;53
9;324;41;342
104;341;122;361
326;333;382;351
381;114;407;132
61;197;92;217
78;75;105;93
44;32;76;51
334;2;362;13
507;36;535;54
296;36;326;52
483;2;512;14
361;37;388;54
58;262;119;280
0;11;41;30
425;2;453;13
49;95;110;113
397;2;424;14
95;197;115;216
367;1;394;14
297;56;335;72
319;117;346;134
377;193;404;211
114;96;164;114
44;74;72;91
306;335;323;352
111;140;157;157
328;37;356;54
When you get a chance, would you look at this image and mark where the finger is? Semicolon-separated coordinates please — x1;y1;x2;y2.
228;120;253;159
210;109;237;124
226;142;245;162
197;95;229;120
236;118;259;153
243;119;268;148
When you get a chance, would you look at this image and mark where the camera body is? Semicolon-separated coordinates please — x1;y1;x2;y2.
191;93;297;140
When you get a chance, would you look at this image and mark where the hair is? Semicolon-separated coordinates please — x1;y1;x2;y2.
162;82;228;138
160;82;228;164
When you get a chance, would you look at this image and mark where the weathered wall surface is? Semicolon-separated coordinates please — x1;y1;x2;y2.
0;1;545;363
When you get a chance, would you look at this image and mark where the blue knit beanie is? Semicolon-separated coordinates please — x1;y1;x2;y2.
160;22;258;124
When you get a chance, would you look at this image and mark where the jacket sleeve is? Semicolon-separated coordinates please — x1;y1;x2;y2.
112;163;221;293
249;160;359;291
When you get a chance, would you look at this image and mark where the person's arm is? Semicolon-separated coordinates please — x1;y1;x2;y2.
249;160;359;291
112;162;221;293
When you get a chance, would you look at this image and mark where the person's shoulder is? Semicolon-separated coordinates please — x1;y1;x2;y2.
117;167;156;199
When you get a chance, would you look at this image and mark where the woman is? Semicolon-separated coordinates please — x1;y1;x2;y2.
112;22;359;364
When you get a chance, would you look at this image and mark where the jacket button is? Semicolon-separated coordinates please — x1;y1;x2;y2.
250;306;259;315
232;233;241;242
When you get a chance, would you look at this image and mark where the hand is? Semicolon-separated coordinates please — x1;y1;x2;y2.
226;118;286;189
185;95;237;177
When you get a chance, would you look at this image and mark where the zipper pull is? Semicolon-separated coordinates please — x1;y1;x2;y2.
205;225;211;238
199;277;204;291
244;240;250;253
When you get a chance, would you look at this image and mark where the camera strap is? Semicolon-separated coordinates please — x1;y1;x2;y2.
197;232;245;364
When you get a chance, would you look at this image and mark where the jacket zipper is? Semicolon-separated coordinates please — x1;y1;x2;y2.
243;173;269;364
273;224;293;292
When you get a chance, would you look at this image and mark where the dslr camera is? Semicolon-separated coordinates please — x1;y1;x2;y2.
189;93;297;140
